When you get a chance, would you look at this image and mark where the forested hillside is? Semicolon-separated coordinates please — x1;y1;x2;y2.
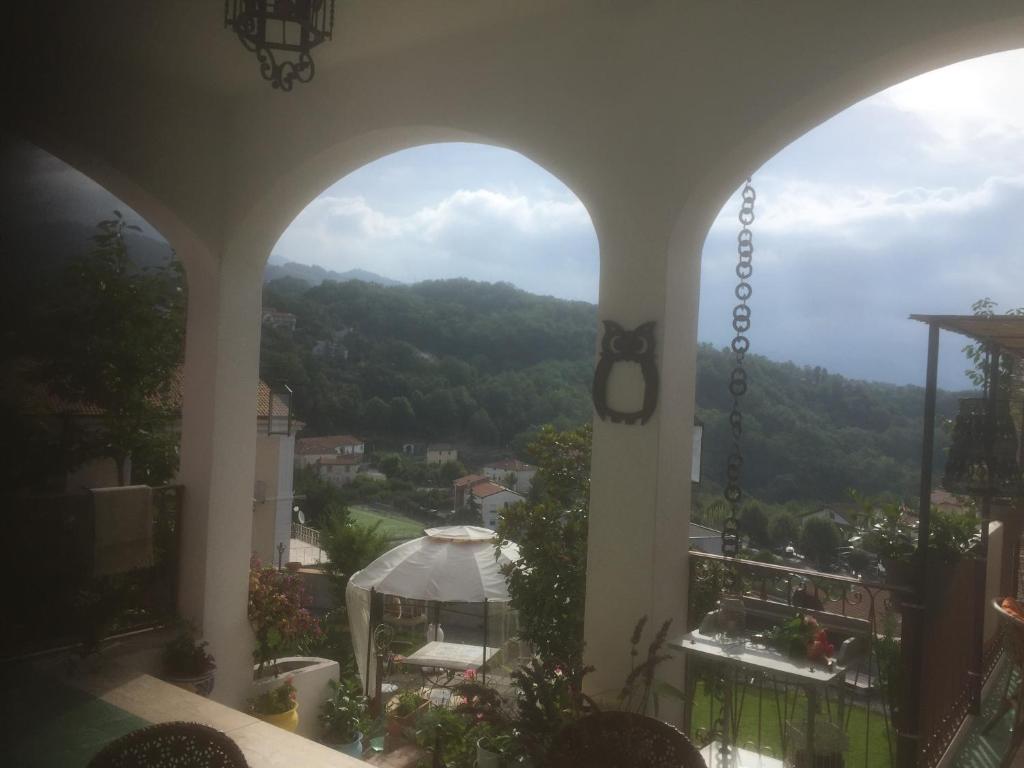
261;277;963;504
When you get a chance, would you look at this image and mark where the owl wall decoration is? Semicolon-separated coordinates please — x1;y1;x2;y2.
592;320;659;425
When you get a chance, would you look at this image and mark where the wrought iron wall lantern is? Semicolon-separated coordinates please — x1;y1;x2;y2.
942;398;1022;496
225;0;336;91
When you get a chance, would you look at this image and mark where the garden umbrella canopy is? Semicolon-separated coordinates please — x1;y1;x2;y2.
348;525;520;603
346;526;520;688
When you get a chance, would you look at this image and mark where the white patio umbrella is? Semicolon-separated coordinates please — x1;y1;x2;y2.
345;526;520;689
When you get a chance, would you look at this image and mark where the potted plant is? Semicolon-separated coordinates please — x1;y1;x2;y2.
860;503;916;586
320;677;367;757
386;690;428;741
161;626;216;697
248;555;323;676
249;678;299;732
451;677;526;767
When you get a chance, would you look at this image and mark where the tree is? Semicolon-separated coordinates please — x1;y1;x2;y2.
389;396;416;433
769;513;800;549
799;517;841;566
41;212;185;485
377;452;405;480
320;508;391;598
468;408;499;444
294;465;347;527
497;424;591;668
739;504;770;547
363;396;391;432
455;489;483;525
438;460;468;487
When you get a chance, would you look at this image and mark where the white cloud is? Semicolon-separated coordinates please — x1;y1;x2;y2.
287;188;590;246
274;186;598;300
731;175;1024;236
875;50;1024;156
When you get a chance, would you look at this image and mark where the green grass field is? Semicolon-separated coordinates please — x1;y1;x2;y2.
348;505;425;541
688;680;894;767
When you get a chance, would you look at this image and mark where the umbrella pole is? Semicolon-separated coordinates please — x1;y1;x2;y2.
482;598;489;685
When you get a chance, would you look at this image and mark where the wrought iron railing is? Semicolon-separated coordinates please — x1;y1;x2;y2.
291;521;321;549
685;547;1015;768
685;551;908;768
3;484;183;660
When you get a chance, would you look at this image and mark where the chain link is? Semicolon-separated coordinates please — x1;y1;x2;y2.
722;179;755;557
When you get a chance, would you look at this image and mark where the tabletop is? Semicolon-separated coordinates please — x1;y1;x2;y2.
402;641;500;671
669;630;841;685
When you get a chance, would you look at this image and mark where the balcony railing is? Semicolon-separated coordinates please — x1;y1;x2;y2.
3;484;183;660
291;521;321;549
684;548;1008;768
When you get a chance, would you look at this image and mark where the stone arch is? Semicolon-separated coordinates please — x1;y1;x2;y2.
3;128;212;273
677;24;1024;256
228;124;603;273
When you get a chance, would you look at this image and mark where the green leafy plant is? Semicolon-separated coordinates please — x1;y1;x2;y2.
498;424;591;671
249;678;297;716
414;706;477;768
392;690;428;718
162;625;215;678
248;555;323;674
40;211;185;486
929;507;981;565
860;502;915;563
320;677;368;744
858;496;979;568
511;657;595;763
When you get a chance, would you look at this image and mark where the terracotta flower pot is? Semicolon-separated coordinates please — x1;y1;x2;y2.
386;701;427;740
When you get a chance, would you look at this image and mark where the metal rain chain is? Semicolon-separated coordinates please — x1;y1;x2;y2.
721;179;756;558
225;0;336;91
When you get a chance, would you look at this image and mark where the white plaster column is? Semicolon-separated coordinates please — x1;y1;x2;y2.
177;240;266;708
583;192;711;716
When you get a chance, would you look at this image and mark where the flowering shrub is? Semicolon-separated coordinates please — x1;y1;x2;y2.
249;678;297;716
248;555;322;674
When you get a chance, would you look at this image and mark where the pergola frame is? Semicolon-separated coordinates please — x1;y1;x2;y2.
903;314;1024;764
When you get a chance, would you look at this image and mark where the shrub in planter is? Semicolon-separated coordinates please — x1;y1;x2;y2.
248;555;323;675
250;678;299;732
320;677;368;757
386;690;428;740
161;626;216;697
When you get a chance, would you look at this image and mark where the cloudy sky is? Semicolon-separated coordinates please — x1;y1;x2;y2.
273;50;1024;390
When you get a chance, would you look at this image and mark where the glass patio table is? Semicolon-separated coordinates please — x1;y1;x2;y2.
670;629;845;766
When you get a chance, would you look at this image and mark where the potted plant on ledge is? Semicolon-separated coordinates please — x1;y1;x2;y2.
250;678;299;732
320;677;368;757
161;625;216;697
386;690;428;742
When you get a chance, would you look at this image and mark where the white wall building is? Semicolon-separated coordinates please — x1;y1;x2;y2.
251;383;299;568
483;459;537;495
295;434;365;468
315;454;363;487
426;444;458;465
471;481;526;531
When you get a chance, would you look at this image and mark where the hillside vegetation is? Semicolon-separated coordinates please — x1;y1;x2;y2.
261;277;961;505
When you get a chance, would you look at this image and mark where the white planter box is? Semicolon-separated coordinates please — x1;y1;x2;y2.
252;656;340;740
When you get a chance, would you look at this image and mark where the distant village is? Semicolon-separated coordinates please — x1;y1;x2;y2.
295;433;535;532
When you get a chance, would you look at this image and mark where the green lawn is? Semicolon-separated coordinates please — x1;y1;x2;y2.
348;505;425;541
687;679;894;768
